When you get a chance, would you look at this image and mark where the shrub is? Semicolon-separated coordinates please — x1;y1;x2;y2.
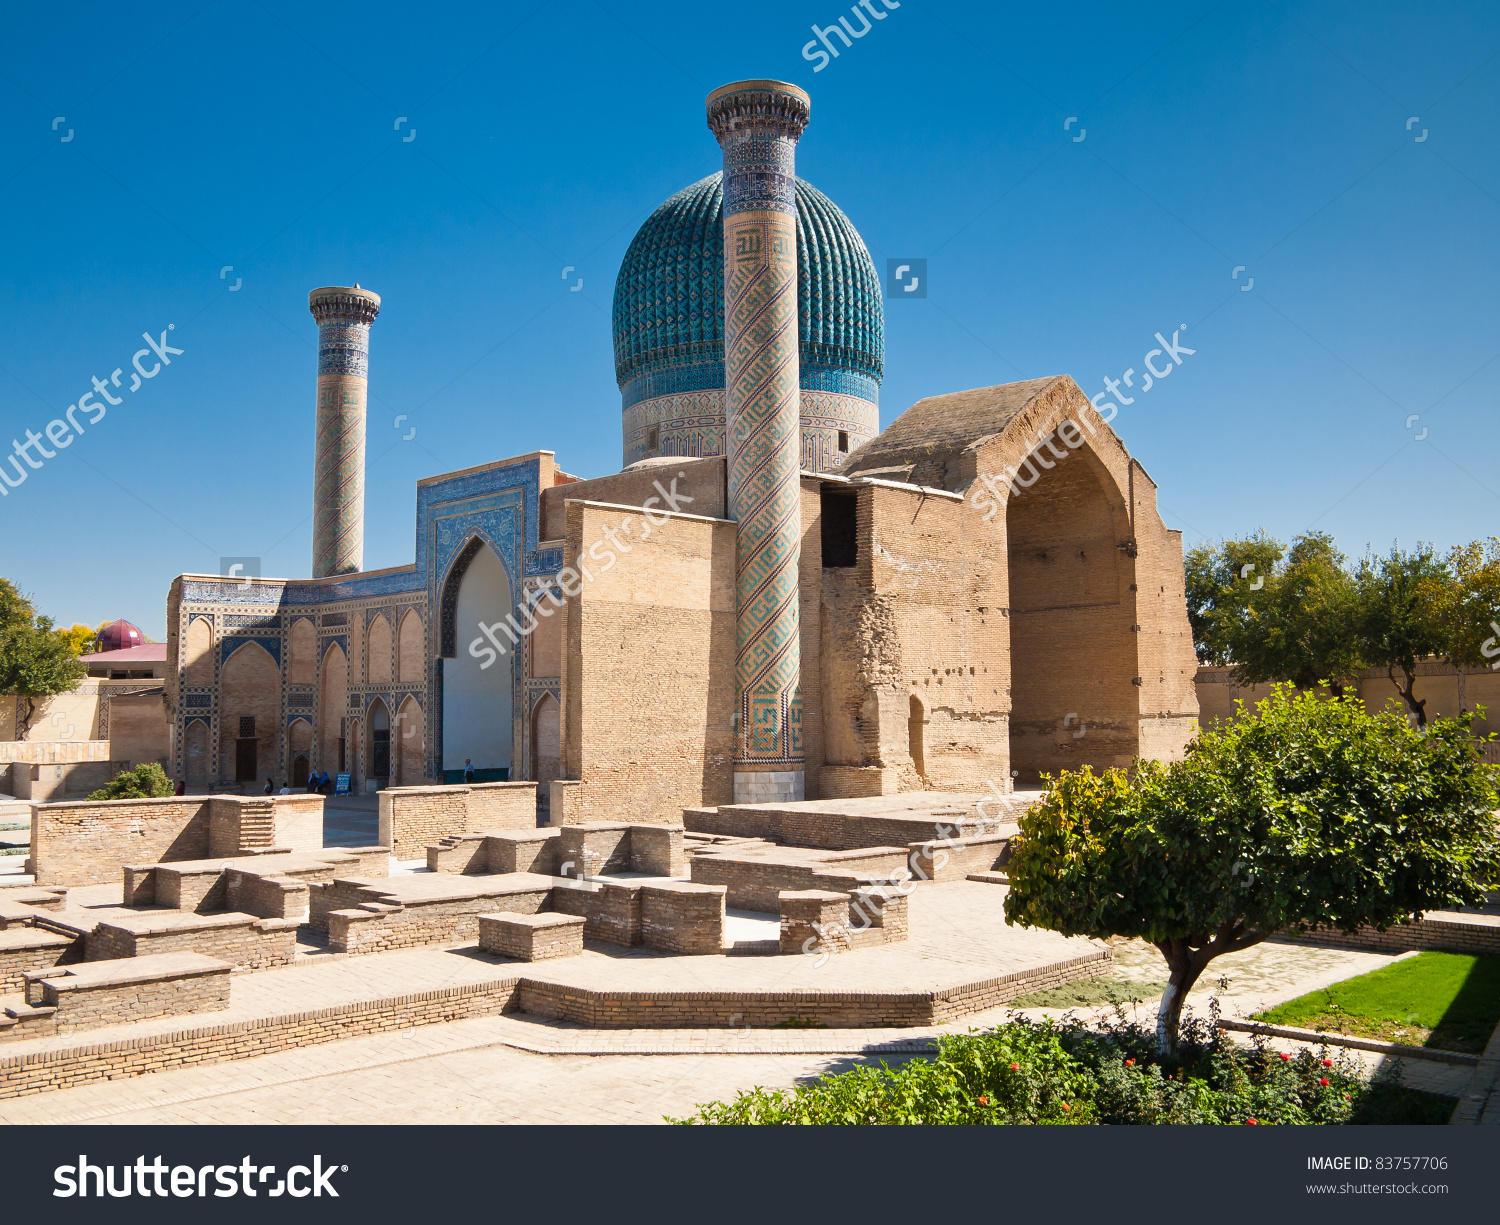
87;762;174;801
670;1006;1445;1126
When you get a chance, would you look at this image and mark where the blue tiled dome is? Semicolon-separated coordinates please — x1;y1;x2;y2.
612;172;885;391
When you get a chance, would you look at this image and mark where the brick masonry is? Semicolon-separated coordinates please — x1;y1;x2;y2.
379;782;539;855
1285;914;1500;957
477;912;585;961
24;953;231;1036
86;913;297;971
0;928;79;995
640;882;726;954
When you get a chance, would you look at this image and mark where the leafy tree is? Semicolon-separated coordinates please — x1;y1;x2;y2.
58;623;98;657
1423;537;1500;677
1003;687;1500;1052
1354;544;1450;726
1183;533;1283;666
0;581;87;738
87;762;174;800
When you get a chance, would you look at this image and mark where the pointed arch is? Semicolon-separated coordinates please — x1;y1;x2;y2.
395;694;424;785
442;538;513;775
220;641;280;785
318;641;348;774
367;612;393;684
397;608;425;683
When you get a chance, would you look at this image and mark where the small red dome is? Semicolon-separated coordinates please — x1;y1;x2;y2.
95;619;146;652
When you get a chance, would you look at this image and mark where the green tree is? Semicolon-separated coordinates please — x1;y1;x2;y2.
58;623;98;657
0;580;87;738
1423;537;1500;677
1183;533;1283;666
1003;687;1500;1052
88;762;174;800
1354;544;1450;727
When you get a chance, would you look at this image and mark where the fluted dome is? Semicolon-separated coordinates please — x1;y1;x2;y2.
612;173;884;390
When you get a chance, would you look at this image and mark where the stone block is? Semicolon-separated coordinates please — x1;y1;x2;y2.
557;823;631;878
640;881;726;954
630;824;687;876
477;912;584;961
779;889;852;954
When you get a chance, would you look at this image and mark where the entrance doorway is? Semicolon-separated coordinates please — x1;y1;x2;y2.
291;754;310;787
235;738;257;783
371;701;391;786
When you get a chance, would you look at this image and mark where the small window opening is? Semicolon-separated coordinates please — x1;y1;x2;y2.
645;425;659;454
820;487;858;568
238;716;256;738
837;430;849;453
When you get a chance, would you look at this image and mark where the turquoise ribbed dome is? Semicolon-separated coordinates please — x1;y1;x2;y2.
612;172;884;390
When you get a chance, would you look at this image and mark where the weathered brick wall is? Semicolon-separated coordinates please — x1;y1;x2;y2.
378;784;537;853
1285;916;1500;957
0;929;78;994
691;856;828;913
546;879;642;946
326;889;549;955
558;824;631;877
155;867;226;914
0;977;525;1099
486;830;560;875
559;500;737;825
630;824;687;876
907;833;1011;882
226;871;309;921
378;786;467;856
427;835;489;874
87;916;296;970
640;882;725;954
779;890;852;953
31;796;212;886
465;783;537;831
271;793;325;852
308;878;377;932
35;962;231;1034
477;913;584;961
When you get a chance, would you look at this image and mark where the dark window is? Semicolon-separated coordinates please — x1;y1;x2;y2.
821;488;858;568
646;425;660;453
238;716;256;738
837;430;849;453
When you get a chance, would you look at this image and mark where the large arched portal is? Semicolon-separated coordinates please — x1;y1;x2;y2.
368;698;391;788
1005;444;1138;781
441;539;513;778
395;695;424;785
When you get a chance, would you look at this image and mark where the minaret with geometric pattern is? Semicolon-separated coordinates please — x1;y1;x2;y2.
309;285;380;578
708;81;810;804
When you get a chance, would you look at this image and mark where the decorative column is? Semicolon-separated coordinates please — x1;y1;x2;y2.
708;80;810;805
309;285;380;578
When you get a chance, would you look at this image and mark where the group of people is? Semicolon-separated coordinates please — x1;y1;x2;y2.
259;770;336;796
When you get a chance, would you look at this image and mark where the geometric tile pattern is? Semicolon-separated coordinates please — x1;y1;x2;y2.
711;83;810;769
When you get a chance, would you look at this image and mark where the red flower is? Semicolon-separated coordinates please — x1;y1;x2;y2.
1010;1063;1020;1071
1061;1103;1070;1111
1322;1058;1333;1067
1319;1078;1329;1086
1343;1094;1351;1101
978;1096;989;1105
1278;1052;1291;1061
1245;1118;1258;1125
1125;1058;1135;1066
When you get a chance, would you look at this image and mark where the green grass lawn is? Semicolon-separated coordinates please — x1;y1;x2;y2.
1256;951;1500;1054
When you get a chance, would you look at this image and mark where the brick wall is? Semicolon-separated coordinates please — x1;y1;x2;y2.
378;784;538;855
0;929;78;994
640;882;725;954
326;888;550;955
547;879;642;946
557;824;631;877
485;831;560;875
630;825;687;876
34;960;231;1035
226;871;309;921
86;915;296;970
1284;915;1500;957
31;796;212;886
465;783;537;830
559;500;737;825
477;913;584;961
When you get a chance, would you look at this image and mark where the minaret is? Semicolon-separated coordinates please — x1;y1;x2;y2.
309;285;380;578
707;80;810;805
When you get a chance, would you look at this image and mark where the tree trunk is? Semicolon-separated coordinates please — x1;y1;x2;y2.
16;696;35;740
1388;665;1427;727
1154;941;1210;1055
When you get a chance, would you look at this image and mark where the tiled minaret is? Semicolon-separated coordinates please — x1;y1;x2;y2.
309;285;380;578
708;81;810;804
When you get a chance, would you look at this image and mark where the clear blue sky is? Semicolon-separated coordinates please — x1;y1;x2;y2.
2;1;1496;639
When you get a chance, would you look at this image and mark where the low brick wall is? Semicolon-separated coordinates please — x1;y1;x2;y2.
26;953;231;1035
0;976;526;1099
907;834;1011;883
486;831;560;875
226;871;309;922
271;793;325;852
426;834;490;874
465;783;538;831
378;783;538;856
0;928;79;994
512;950;1111;1028
558;824;631;877
640;882;725;954
478;913;585;961
690;856;829;912
683;802;1032;854
1284;914;1500;957
780;890;852;954
87;913;296;970
548;880;642;946
326;888;551;955
31;796;212;887
631;826;687;876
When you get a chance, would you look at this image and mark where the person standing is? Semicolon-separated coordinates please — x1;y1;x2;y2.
263;777;275;795
463;758;474;785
